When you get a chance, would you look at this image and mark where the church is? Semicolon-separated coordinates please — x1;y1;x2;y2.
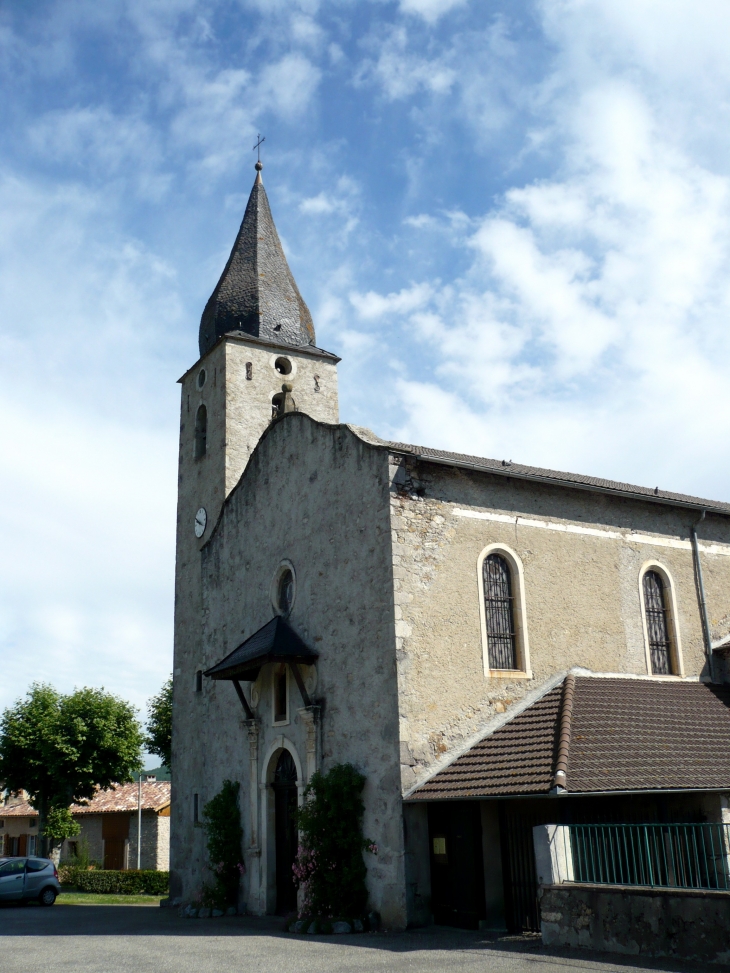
170;160;730;932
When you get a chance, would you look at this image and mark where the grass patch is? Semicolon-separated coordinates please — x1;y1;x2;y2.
59;892;165;906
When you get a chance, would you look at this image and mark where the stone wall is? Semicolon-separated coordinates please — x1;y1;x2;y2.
540;883;730;965
391;454;730;793
76;815;103;862
128;811;168;871
172;415;405;925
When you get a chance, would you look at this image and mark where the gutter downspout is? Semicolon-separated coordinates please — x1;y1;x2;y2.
691;510;715;682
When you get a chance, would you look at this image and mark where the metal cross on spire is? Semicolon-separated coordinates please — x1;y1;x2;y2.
253;134;265;171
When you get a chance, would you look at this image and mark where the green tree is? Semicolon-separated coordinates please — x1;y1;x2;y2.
0;683;143;856
145;676;172;771
44;806;80;844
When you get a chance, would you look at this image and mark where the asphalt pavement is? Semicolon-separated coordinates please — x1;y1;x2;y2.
0;901;710;973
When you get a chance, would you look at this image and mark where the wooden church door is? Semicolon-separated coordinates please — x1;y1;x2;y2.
273;750;298;914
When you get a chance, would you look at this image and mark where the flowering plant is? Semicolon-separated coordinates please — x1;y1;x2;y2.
292;763;375;919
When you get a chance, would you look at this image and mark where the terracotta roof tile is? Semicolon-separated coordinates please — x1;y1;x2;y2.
408;677;730;800
0;801;35;818
71;782;170;814
1;783;171;818
566;679;730;792
410;687;562;799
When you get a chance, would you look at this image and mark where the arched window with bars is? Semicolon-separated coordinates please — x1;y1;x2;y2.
483;553;517;670
642;569;674;675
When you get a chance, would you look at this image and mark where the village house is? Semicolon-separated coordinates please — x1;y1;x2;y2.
0;781;170;870
170;160;730;936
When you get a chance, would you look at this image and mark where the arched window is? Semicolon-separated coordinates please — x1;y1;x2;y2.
483;553;517;670
642;570;673;674
477;544;531;678
194;404;207;458
276;567;294;616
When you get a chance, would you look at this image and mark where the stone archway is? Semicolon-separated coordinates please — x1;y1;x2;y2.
260;739;303;915
273;749;298;914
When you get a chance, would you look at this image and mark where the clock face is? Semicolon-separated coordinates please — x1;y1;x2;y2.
194;507;207;538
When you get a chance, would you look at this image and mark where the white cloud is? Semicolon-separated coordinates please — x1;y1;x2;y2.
357;27;456;99
358;33;730;497
399;0;469;25
257;53;321;119
350;282;434;320
0;170;181;714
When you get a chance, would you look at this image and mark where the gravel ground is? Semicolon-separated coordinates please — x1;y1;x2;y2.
0;902;709;973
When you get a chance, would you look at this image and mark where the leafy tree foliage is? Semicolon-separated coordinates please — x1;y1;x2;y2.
293;763;374;919
0;683;143;854
145;677;172;771
201;779;244;908
44;806;80;842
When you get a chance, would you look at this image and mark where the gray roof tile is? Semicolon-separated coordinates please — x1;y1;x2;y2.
388;442;730;514
199;170;315;356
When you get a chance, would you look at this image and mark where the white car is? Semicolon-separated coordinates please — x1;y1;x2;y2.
0;858;61;906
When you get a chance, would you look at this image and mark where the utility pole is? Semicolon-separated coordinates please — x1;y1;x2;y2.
137;773;142;870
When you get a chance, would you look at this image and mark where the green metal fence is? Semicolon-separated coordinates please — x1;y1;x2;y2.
569;824;730;891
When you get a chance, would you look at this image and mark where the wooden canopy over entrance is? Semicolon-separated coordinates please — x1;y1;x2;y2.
205;616;318;718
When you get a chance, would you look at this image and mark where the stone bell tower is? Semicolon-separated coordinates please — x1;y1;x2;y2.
175;160;340;556
170;164;340;872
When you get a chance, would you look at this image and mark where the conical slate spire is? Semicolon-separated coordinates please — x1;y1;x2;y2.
199;168;315;357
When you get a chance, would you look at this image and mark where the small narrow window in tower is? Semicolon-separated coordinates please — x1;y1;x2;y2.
197;369;206;389
274;357;292;375
643;570;672;674
194;405;207;458
246;362;253;380
313;374;320;392
193;793;199;824
195;670;203;693
274;665;288;723
483;553;517;670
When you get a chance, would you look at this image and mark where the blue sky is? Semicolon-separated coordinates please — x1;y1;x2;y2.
2;0;730;725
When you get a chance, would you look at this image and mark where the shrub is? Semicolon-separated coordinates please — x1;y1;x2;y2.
293;763;376;919
201;779;244;908
75;870;169;895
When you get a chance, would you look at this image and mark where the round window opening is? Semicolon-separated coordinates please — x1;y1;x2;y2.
197;368;207;389
274;357;293;376
277;568;294;616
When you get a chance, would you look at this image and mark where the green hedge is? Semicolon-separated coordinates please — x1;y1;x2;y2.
75;870;169;895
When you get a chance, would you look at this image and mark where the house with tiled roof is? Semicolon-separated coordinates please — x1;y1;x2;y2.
170;160;730;934
1;781;170;870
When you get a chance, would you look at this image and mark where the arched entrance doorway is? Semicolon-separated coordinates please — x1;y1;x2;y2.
273;750;298;914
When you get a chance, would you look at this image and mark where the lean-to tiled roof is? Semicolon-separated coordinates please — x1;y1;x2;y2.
408;676;730;800
0;782;170;819
388;442;730;516
71;781;171;814
0;801;35;818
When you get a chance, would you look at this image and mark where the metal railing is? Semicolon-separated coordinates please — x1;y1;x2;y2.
568;823;730;891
